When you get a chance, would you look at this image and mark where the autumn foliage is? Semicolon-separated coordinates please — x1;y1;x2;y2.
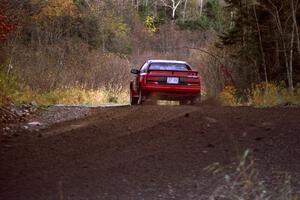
0;0;15;42
3;0;297;105
33;0;78;20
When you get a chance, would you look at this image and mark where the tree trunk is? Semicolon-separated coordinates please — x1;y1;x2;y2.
288;24;295;91
253;5;268;83
183;0;188;20
172;8;176;19
160;0;182;20
199;0;203;16
291;0;300;54
275;40;280;70
268;0;294;90
154;0;158;17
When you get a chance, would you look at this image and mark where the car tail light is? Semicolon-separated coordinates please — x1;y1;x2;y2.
187;78;200;84
180;77;200;85
147;76;161;83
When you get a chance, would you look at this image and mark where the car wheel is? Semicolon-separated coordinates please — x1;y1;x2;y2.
137;89;144;105
130;94;138;105
191;95;201;105
130;89;138;105
143;98;157;105
179;100;188;105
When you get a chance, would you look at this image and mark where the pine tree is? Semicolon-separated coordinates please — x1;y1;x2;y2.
220;0;300;89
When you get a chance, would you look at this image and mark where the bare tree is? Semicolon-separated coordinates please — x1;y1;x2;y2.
289;24;295;89
291;0;300;54
160;0;183;19
199;0;203;16
154;0;158;17
267;0;296;91
183;0;188;20
253;4;268;83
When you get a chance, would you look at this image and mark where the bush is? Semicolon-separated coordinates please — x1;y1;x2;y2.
207;150;299;200
15;86;129;106
176;0;223;31
144;15;158;33
0;68;19;105
206;0;224;31
219;85;240;106
248;83;300;107
177;15;211;31
219;83;300;107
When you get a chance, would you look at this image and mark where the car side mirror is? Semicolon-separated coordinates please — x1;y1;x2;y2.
130;68;140;74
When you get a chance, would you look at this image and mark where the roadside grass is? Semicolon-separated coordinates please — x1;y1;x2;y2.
1;63;130;106
249;83;300;107
206;150;299;200
1;78;129;107
15;86;129;106
219;83;300;107
0;69;19;106
1;67;129;106
219;85;241;106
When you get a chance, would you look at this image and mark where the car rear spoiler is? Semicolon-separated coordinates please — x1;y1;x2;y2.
148;69;198;75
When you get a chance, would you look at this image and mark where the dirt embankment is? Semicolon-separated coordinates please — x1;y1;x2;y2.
0;104;300;200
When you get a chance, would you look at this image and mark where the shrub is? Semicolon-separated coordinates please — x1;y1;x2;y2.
219;85;240;106
15;86;129;106
207;149;299;200
248;83;300;107
0;67;19;105
177;0;223;31
219;83;300;107
144;15;158;33
206;0;224;31
177;15;211;31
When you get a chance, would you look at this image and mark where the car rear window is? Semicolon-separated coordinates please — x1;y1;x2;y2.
149;63;189;71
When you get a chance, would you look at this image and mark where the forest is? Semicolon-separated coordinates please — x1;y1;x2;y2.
1;2;300;199
0;0;299;106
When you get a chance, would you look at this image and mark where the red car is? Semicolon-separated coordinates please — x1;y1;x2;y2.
130;60;201;105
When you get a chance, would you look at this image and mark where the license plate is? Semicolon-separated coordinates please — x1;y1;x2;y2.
167;77;179;84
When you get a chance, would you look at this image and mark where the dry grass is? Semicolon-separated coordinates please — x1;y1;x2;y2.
0;69;19;106
219;83;300;107
206;150;299;200
219;85;241;106
1;65;129;106
248;83;300;107
14;86;129;106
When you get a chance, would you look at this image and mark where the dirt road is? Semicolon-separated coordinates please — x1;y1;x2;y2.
0;104;300;200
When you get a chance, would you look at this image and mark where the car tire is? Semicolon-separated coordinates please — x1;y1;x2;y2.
130;90;139;105
191;95;201;105
137;89;143;105
179;100;188;105
130;96;139;105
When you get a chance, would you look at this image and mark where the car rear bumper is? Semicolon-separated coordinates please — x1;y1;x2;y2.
142;84;200;93
141;84;201;100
